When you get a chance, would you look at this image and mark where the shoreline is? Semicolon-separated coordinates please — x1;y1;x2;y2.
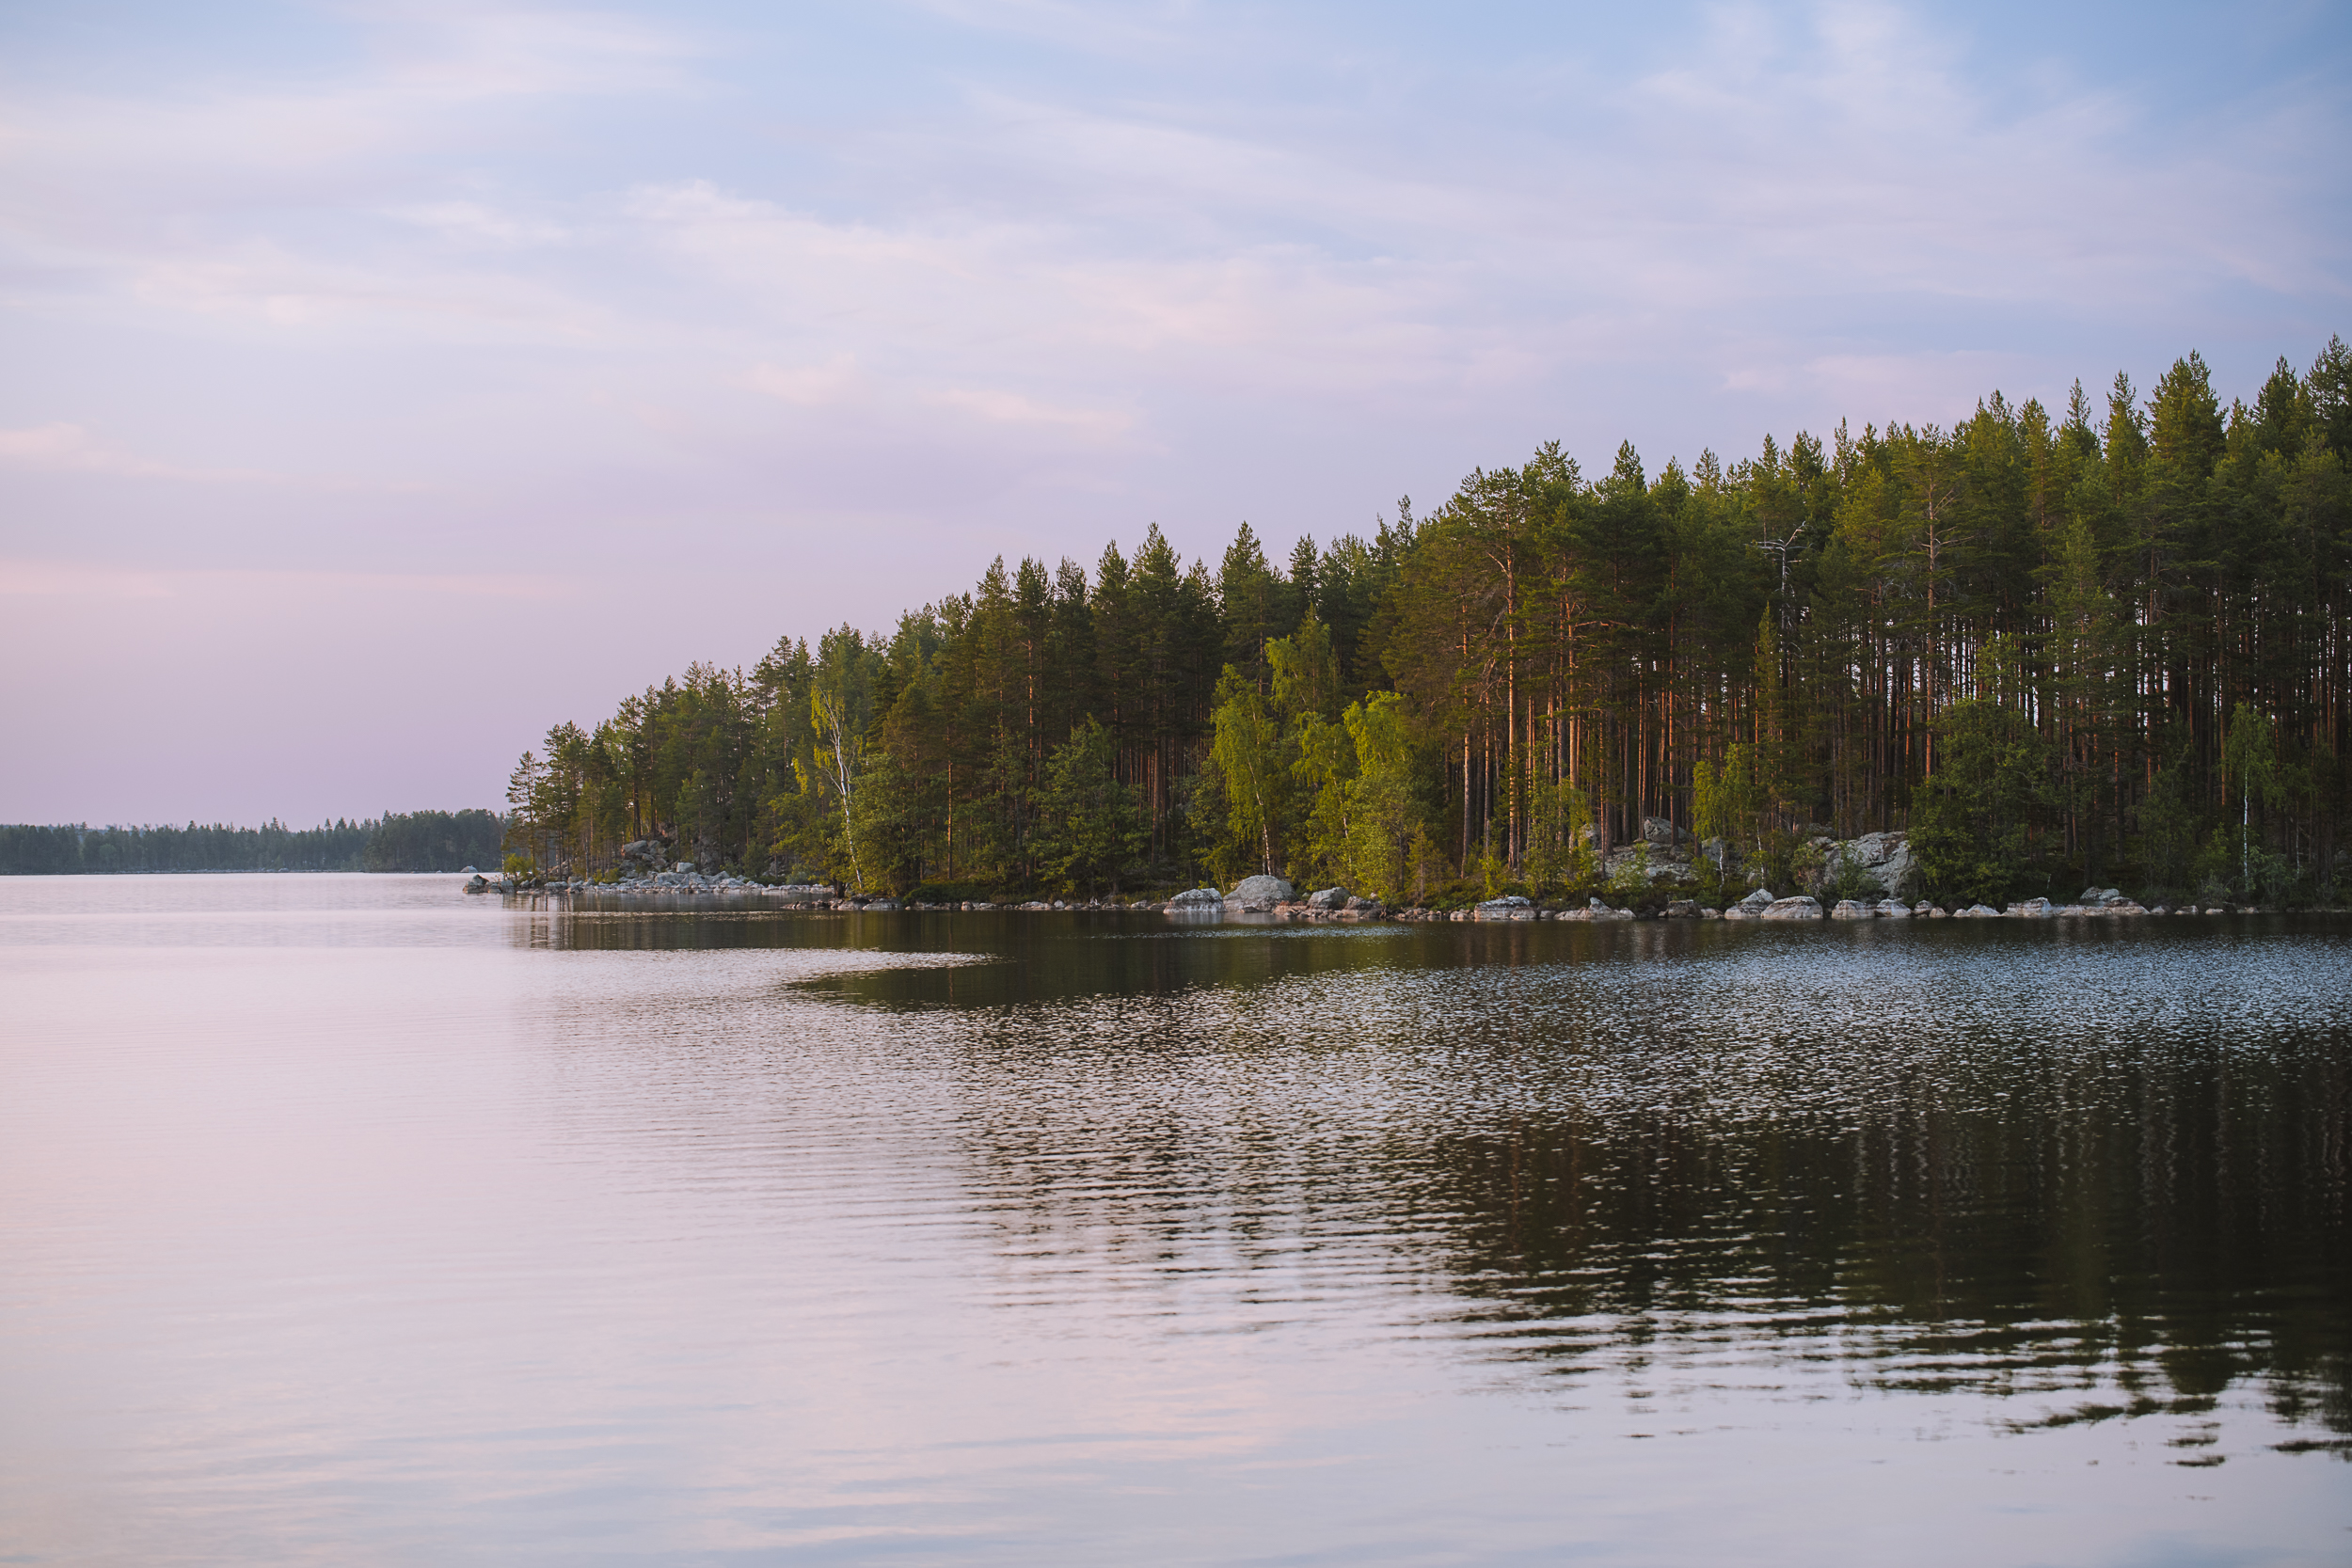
470;882;2341;923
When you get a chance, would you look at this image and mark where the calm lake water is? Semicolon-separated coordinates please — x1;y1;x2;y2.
2;875;2346;1566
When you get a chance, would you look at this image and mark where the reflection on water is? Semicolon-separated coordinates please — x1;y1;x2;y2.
813;917;2352;1440
2;879;2346;1565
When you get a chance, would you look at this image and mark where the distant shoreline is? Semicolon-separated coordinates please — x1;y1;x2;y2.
1;811;503;877
0;867;479;876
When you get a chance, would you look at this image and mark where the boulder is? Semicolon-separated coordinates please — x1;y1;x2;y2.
1603;842;1693;880
1343;895;1380;913
1307;886;1350;911
1831;899;1875;919
1641;816;1690;847
1664;899;1698;919
462;874;489;895
1827;832;1917;900
675;861;696;875
1762;895;1823;921
1875;900;1911;918
1168;886;1224;909
1475;896;1535;921
2006;897;2055;918
1955;903;2001;918
1226;875;1295;910
1740;888;1775;908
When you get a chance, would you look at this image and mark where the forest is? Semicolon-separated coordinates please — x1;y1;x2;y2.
502;341;2352;910
0;811;506;876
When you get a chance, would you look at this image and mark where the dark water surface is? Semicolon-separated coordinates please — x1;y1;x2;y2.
3;875;2346;1565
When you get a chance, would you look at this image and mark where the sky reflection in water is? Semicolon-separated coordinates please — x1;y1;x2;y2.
2;878;2346;1565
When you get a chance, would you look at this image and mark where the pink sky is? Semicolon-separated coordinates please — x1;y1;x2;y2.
4;1;2346;823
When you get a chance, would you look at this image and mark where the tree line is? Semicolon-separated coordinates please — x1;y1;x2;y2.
507;340;2351;908
0;811;506;875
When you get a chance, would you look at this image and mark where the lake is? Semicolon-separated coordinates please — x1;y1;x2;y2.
2;874;2346;1565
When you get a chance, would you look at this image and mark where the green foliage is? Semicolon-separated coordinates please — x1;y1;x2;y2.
1790;836;1830;896
498;339;2352;908
1520;769;1593;895
2134;754;2200;895
0;813;501;875
1033;719;1147;895
1910;700;2056;907
1823;845;1872;904
361;810;506;872
1268;610;1342;721
1605;843;1651;900
2219;703;2285;894
907;880;992;905
1692;744;1764;871
1206;666;1290;880
1290;710;1355;889
1337;691;1426;902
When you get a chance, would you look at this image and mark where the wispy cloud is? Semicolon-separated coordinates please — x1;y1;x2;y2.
0;0;2344;818
0;423;265;483
930;385;1133;438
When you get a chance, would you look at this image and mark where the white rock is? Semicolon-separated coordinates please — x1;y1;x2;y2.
1225;875;1295;908
1827;832;1916;900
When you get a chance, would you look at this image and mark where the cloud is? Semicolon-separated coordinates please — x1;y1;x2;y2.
746;356;866;407
0;423;241;482
0;424;449;498
900;0;1200;58
369;4;703;100
930;386;1132;438
387;200;573;249
0;0;2346;818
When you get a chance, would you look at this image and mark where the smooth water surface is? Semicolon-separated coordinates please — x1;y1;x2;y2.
3;876;2346;1565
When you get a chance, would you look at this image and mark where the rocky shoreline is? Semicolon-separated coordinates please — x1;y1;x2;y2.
460;864;2305;921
